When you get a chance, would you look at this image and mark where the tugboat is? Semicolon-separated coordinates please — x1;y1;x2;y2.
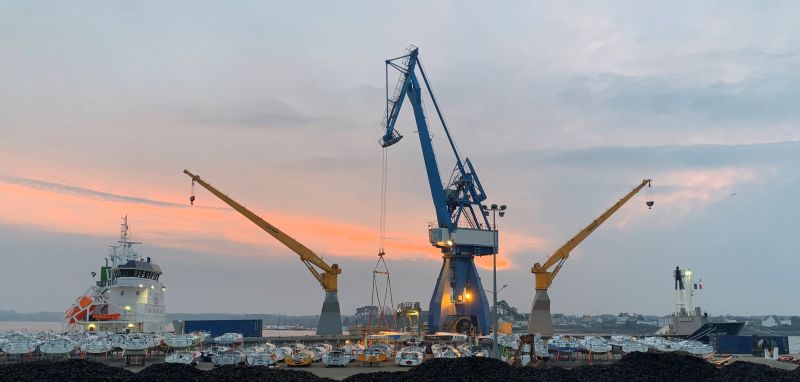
64;216;167;333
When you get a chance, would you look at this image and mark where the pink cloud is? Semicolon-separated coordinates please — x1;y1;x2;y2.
613;167;756;228
0;176;546;273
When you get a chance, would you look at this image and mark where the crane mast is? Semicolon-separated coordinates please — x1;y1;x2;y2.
529;179;652;336
379;46;496;334
183;169;342;335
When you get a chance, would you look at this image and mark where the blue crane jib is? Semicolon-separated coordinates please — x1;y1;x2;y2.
379;46;497;335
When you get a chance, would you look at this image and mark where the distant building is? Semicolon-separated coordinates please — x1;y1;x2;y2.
761;316;778;327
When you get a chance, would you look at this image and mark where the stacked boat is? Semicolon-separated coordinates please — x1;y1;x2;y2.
213;350;245;366
641;336;680;352
165;333;202;349
548;336;582;354
80;334;114;354
1;332;41;357
39;337;77;357
119;333;162;351
580;336;612;353
432;343;461;358
214;332;244;346
165;351;200;365
610;335;649;354
677;340;714;356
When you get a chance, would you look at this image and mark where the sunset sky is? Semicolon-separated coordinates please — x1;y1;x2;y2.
2;1;799;317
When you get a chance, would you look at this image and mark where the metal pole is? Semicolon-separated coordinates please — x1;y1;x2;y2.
492;210;498;359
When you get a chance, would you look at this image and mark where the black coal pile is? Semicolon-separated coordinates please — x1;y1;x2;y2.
607;351;717;381
0;359;132;382
128;362;203;382
2;353;799;382
342;370;408;382
716;361;799;382
404;356;516;382
203;365;334;382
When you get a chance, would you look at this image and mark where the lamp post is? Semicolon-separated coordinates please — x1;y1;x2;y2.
482;203;506;359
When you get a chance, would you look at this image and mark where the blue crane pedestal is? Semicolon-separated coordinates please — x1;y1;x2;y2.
428;254;490;335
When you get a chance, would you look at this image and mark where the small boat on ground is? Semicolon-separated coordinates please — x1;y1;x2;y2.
581;336;612;353
39;339;77;355
201;345;229;362
120;334;160;351
678;340;714;356
247;350;279;366
395;347;424;366
548;336;581;354
323;350;350;367
308;345;328;362
213;350;244;366
285;350;315;367
81;338;113;354
2;339;39;355
434;346;461;358
166;351;200;365
642;337;680;352
357;346;388;364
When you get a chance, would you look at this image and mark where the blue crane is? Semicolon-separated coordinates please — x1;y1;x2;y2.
379;46;497;335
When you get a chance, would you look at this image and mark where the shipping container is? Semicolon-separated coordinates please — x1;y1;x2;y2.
182;319;262;338
715;335;789;355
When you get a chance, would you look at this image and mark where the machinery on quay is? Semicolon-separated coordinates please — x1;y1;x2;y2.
378;46;497;334
529;179;653;336
184;170;342;335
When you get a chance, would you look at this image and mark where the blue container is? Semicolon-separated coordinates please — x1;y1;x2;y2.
184;319;263;338
715;335;789;355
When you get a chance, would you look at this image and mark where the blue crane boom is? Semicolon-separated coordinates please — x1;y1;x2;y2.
379;46;497;334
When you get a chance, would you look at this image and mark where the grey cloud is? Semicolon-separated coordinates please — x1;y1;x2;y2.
560;70;800;123
505;141;800;170
0;174;219;209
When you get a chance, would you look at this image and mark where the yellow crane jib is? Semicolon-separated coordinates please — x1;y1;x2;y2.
529;179;652;336
182;169;343;335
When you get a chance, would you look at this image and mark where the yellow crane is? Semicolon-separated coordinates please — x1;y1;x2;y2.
183;170;342;335
528;179;652;336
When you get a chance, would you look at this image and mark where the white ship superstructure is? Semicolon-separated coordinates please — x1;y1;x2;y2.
64;216;166;333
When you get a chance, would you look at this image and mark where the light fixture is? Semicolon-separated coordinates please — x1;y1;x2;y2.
150;285;154;289
127;323;134;328
446;240;453;246
138;284;143;288
162;287;166;291
464;291;472;301
124;305;131;311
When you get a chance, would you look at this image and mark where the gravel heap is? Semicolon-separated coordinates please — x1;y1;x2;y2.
0;359;132;382
1;353;799;381
127;362;203;382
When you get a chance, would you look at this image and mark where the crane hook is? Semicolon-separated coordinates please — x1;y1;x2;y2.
190;180;196;205
646;180;654;209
